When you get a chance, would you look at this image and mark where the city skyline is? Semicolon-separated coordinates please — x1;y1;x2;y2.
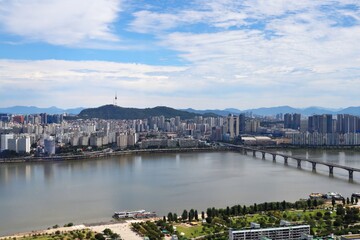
1;0;360;109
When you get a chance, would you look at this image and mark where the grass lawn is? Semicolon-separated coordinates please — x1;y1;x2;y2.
175;224;206;238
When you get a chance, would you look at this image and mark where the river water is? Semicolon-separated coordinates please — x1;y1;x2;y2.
1;150;360;236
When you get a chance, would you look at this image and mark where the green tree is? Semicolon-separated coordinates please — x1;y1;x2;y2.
103;228;113;236
173;213;178;222
95;233;105;240
167;212;173;222
336;204;345;216
347;197;350;205
182;210;188;221
195;210;199;221
207;208;212;218
332;197;336;207
189;209;195;221
201;211;205;219
110;233;120;240
242;205;247;215
351;196;354;205
226;206;230;215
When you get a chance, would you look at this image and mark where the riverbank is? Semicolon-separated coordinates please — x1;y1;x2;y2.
0;220;149;240
0;147;224;163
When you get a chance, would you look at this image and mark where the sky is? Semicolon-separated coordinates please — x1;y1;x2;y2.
0;0;359;110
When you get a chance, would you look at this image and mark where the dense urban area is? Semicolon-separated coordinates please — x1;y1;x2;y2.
1;109;360;158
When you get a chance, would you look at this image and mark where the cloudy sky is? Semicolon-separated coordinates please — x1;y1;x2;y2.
0;0;359;109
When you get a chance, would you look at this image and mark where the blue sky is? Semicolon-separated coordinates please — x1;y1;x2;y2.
0;0;360;109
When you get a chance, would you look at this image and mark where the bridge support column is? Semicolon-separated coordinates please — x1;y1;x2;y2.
297;159;301;168
284;157;288;164
272;154;276;162
253;150;256;157
349;170;354;180
262;152;265;159
329;166;334;175
312;162;316;171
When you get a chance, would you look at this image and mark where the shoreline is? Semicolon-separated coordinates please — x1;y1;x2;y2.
2;144;360;164
0;147;224;164
0;219;154;240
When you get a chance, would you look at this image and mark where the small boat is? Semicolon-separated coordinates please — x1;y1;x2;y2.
352;193;360;198
324;192;344;200
113;209;156;219
309;193;324;199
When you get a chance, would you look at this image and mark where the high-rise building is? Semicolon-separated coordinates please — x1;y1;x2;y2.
284;113;301;130
308;114;333;133
44;138;56;155
284;113;292;129
18;137;31;153
239;114;246;134
227;114;239;139
8;138;18;152
0;134;14;152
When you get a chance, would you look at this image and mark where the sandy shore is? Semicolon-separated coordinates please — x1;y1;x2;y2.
0;220;144;240
89;220;143;240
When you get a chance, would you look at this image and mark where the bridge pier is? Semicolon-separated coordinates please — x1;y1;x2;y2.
297;159;301;168
253;150;256;157
272;154;276;162
262;152;265;159
284;156;288;164
312;162;317;171
329;166;334;175
349;170;354;180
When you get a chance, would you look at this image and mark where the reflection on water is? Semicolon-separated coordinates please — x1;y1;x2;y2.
1;150;360;236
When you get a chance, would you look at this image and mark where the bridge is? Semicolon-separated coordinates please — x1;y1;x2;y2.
223;143;360;180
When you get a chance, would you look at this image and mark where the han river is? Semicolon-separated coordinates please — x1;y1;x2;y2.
1;150;360;236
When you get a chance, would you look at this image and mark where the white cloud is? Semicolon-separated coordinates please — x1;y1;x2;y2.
0;0;121;46
0;59;190;107
1;0;360;109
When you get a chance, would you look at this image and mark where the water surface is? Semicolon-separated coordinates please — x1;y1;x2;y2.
1;150;360;236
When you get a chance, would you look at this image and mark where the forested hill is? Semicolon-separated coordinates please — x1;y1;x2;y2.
78;105;216;120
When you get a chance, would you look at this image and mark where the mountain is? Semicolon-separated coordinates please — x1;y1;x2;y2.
181;108;239;116
245;106;298;116
0;106;84;115
338;107;360;115
182;106;360;116
78;105;217;120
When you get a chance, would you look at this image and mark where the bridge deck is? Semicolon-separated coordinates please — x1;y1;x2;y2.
225;144;360;172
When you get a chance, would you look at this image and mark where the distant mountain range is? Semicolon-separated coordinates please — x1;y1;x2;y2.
78;105;217;120
1;105;360;117
182;106;360;116
0;106;84;115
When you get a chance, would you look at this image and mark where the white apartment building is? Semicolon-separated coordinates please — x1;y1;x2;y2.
0;134;14;152
229;225;310;240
